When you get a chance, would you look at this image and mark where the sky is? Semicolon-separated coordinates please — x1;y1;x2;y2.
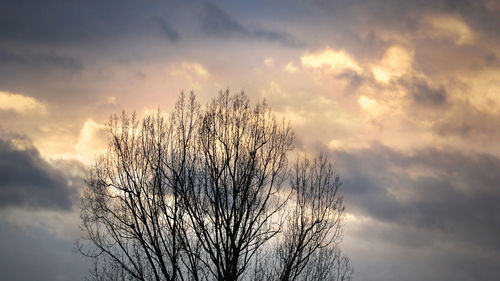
1;0;500;280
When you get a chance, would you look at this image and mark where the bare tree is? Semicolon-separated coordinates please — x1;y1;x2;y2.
79;90;353;281
270;156;347;281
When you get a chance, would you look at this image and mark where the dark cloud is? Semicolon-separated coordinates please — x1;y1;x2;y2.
201;2;301;47
325;143;500;280
0;133;81;210
484;53;500;67
335;70;366;92
331;143;500;251
0;49;83;72
151;17;181;43
0;0;184;45
405;79;447;106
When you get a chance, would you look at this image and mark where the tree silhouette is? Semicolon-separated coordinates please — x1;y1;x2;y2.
79;90;353;281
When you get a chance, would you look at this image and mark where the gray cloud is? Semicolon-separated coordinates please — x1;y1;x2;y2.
201;2;301;47
0;49;83;72
0;221;88;281
401;78;448;106
335;70;367;92
312;0;499;35
331;143;500;251
322;143;500;280
151;17;181;43
429;101;500;143
0;0;184;45
0;133;81;210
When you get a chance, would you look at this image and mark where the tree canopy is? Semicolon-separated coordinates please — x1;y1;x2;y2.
79;90;353;281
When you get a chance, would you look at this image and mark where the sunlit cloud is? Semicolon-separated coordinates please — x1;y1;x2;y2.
0;91;47;114
301;47;362;75
171;62;209;80
459;68;500;114
74;119;107;162
283;61;298;73
358;95;384;116
371;46;414;84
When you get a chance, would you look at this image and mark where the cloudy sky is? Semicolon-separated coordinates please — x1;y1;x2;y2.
1;0;500;280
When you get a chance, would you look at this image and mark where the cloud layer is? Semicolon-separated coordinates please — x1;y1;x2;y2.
0;133;81;210
1;0;499;280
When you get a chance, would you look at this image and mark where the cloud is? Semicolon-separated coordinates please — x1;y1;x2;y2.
201;2;300;47
0;221;88;281
402;78;447;107
283;61;298;73
358;95;385;115
301;47;362;75
264;57;275;67
371;46;414;84
330;143;500;251
433;105;500;141
151;17;181;43
171;62;210;80
0;0;185;45
0;49;83;72
0;91;47;114
330;143;500;281
74;119;107;162
459;68;500;114
483;0;500;11
423;14;474;45
0;133;81;210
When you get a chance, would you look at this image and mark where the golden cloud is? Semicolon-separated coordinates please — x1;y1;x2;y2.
358;95;383;115
0;91;47;114
284;61;298;73
371;46;414;84
301;47;362;75
74;119;107;162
